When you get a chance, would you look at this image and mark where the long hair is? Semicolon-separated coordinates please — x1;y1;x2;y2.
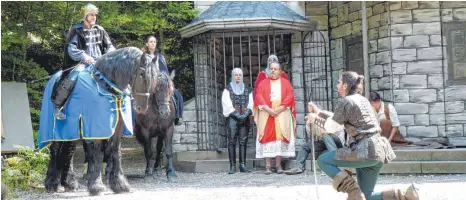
141;35;159;55
341;71;364;95
94;47;158;91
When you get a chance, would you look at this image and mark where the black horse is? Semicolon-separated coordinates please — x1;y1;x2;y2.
134;71;177;181
42;47;158;196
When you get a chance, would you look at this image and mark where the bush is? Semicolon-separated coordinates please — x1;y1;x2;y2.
1;145;49;195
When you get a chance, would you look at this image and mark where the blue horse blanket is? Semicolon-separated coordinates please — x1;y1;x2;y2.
38;67;133;149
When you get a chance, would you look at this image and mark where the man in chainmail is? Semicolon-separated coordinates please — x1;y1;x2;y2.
51;3;115;119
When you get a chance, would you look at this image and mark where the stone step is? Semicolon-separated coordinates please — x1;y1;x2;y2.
392;149;466;161
380;161;466;174
173;159;466;174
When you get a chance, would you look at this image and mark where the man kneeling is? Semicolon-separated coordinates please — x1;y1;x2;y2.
284;124;343;175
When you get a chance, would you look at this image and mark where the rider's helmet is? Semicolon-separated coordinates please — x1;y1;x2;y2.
81;3;99;22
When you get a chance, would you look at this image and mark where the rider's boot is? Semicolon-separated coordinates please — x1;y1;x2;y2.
51;71;80;120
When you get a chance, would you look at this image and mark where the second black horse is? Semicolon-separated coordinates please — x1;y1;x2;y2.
134;70;178;181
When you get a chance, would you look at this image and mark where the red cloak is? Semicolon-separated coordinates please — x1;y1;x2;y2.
254;77;296;144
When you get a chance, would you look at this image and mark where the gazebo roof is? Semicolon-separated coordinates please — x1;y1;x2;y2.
180;1;316;38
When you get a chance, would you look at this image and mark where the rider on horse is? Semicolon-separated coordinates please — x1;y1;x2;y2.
52;3;115;120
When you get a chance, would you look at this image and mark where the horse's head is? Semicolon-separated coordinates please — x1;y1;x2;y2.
95;47;158;114
131;51;159;114
153;70;175;118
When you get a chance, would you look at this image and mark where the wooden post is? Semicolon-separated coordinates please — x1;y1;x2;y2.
361;1;370;98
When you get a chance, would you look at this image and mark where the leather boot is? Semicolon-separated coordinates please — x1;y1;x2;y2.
51;71;79;120
382;183;420;200
238;145;250;172
284;148;308;175
333;169;366;200
228;145;236;174
238;124;250;173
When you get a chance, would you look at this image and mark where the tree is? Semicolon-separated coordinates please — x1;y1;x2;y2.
1;2;198;146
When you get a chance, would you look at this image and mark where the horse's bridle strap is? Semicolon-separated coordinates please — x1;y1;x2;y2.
132;92;150;97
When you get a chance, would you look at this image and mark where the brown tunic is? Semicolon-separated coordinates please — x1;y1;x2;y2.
379;103;413;146
332;94;396;164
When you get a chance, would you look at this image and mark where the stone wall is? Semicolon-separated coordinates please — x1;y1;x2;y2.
387;1;466;144
326;2;390;106
173;99;199;152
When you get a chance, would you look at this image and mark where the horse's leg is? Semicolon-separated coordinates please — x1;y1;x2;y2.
60;141;79;192
108;125;130;194
45;142;62;193
153;136;164;176
165;124;177;180
142;135;155;177
85;140;106;196
103;139;113;186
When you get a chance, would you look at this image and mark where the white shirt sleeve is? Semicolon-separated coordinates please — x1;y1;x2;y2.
247;92;254;116
388;103;400;127
222;89;235;117
323;118;345;133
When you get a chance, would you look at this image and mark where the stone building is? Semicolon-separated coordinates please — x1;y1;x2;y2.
173;1;466;153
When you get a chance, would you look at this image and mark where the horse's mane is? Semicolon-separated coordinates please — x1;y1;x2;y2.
95;47;158;90
152;72;172;99
158;72;172;89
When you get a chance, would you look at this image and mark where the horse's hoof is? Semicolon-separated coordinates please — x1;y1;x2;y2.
63;176;79;192
46;187;57;193
166;175;179;183
45;184;58;193
64;186;77;192
64;182;78;192
88;183;106;196
145;168;154;177
167;170;177;178
166;171;179;183
153;168;162;177
109;175;131;194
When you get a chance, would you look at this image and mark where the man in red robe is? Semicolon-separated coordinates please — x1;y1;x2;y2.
254;55;288;107
254;61;296;174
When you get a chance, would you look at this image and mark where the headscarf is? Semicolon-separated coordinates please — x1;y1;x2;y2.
265;55;279;77
229;68;244;95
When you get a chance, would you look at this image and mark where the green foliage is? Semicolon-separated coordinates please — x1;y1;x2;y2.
1;1;198;148
1;146;50;194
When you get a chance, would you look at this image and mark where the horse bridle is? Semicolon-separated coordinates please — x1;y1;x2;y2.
130;66;152;98
154;87;171;118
